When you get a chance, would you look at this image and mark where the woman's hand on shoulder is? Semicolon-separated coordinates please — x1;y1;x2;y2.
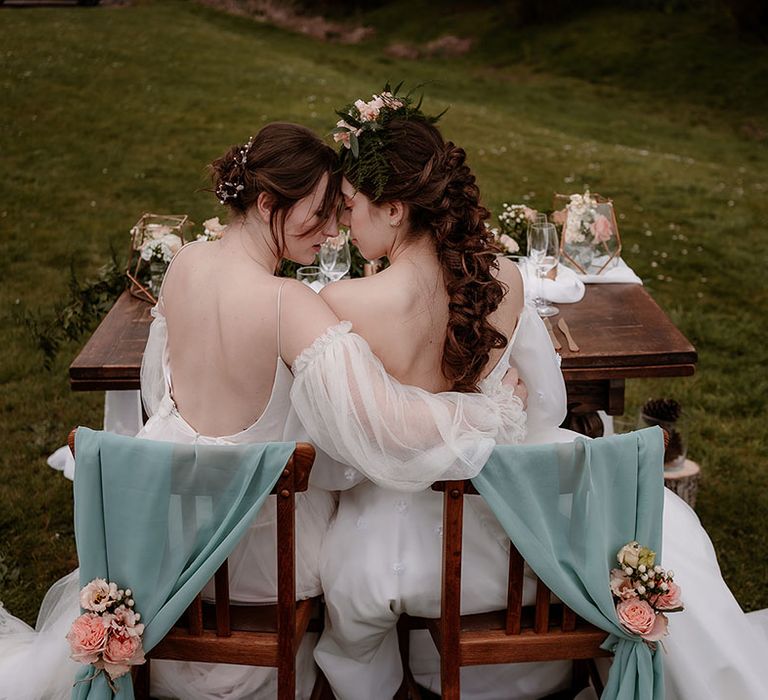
502;365;528;409
278;279;343;368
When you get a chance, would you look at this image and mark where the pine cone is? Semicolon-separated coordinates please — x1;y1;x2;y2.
664;429;685;466
641;398;682;423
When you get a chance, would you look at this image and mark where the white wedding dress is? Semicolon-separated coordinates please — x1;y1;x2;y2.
0;276;524;700
292;303;768;700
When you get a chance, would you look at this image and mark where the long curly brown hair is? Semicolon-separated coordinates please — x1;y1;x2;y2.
350;117;507;392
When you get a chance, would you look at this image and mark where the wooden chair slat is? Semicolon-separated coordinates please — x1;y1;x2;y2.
187;594;204;636
562;605;577;632
458;628;612;666
534;579;551;634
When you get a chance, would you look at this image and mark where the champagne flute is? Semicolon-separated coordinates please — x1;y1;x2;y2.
319;234;351;282
527;222;560;318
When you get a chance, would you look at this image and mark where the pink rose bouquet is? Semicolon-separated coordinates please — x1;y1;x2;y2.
68;579;145;691
610;541;683;648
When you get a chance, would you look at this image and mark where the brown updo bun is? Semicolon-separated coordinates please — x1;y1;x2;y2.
210;122;341;256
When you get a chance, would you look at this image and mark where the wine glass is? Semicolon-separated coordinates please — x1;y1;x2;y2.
319;234;351;283
527;222;560;318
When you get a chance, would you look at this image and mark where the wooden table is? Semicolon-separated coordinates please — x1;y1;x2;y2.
70;285;697;436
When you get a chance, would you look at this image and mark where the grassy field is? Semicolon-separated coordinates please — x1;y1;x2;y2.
1;1;766;624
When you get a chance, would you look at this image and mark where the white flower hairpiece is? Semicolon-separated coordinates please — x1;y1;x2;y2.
216;135;255;205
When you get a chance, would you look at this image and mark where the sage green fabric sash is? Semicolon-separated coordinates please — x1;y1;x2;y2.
472;428;666;700
71;428;294;700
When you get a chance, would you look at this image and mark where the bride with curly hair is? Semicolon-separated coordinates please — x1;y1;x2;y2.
294;88;768;700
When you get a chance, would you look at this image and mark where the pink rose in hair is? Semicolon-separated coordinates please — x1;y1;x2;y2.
616;598;657;637
66;613;108;664
655;581;683;611
609;569;638;600
591;214;613;243
354;98;381;122
102;629;145;679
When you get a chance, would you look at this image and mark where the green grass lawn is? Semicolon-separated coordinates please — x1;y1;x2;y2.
1;1;766;624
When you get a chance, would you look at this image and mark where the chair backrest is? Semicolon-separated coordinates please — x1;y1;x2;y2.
427;478;609;699
68;429;317;699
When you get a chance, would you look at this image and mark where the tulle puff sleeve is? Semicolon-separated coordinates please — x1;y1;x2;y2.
140;305;169;418
290;323;526;492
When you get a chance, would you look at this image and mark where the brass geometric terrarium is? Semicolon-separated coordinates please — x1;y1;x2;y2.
553;191;621;275
126;213;189;304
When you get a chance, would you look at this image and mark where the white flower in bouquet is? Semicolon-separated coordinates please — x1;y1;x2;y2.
496;203;538;253
140;233;182;264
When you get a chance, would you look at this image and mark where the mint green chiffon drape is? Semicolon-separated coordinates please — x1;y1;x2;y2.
70;428;294;700
471;428;666;700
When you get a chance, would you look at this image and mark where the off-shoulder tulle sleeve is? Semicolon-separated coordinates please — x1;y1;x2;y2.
289;323;527;492
140;306;168;418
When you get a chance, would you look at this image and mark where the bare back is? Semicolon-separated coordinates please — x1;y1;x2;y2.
160;240;285;435
320;254;524;392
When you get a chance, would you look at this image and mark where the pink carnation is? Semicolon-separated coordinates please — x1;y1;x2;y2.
616;598;656;637
591;214;613;243
66;613;108;664
654;581;683;611
102;630;145;680
609;568;638;600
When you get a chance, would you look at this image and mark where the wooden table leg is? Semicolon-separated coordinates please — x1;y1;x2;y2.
563;379;625;438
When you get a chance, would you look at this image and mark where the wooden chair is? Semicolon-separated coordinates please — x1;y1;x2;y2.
68;429;327;700
398;478;611;700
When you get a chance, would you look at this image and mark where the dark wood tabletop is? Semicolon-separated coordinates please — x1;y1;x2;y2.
69;285;696;431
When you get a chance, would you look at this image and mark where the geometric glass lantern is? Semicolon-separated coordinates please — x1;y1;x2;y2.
126;213;189;304
553;192;621;275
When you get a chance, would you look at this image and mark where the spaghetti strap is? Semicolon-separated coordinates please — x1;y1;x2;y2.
276;280;288;358
156;239;207;307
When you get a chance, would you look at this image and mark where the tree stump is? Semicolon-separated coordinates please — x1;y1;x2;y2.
663;459;701;508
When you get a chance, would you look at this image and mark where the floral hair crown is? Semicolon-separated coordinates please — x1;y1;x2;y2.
215;134;255;205
333;82;446;200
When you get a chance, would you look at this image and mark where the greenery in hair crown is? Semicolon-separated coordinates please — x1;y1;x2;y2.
332;82;446;200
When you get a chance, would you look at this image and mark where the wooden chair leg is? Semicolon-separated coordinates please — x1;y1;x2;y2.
588;658;605;696
394;615;423;699
572;659;589;692
310;667;334;700
132;659;150;699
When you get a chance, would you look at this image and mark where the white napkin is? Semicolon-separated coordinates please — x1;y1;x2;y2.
518;259;586;304
575;256;643;285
